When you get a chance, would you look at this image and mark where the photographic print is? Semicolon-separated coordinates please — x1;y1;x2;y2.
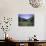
18;14;34;26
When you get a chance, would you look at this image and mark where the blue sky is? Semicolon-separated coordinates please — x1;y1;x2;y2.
19;14;33;19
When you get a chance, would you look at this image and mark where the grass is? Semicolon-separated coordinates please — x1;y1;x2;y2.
19;20;34;26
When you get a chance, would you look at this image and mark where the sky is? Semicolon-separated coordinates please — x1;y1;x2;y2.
19;14;33;19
